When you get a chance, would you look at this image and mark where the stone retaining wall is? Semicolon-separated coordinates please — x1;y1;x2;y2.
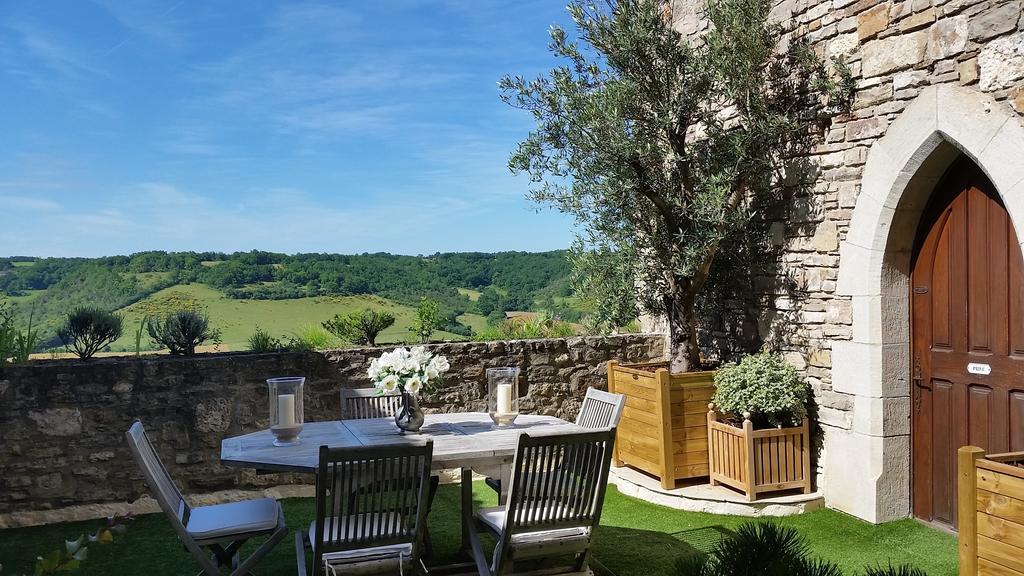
0;334;664;527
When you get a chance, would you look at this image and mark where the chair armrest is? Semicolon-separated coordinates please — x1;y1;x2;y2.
294;530;308;576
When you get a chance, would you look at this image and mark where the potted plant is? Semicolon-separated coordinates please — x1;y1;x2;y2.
501;0;849;488
707;352;812;500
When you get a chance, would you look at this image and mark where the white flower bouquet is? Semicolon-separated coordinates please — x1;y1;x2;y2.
367;346;450;396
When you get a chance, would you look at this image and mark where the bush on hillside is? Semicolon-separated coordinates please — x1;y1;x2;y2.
147;310;220;355
475;311;577;341
286;324;341;352
712;352;808;428
323;309;396;347
58;307;124;360
247;326;283;353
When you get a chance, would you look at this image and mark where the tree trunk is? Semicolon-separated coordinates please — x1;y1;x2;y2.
665;290;701;373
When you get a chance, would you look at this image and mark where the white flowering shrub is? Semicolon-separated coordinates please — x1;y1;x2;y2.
367;346;450;396
712;352;808;428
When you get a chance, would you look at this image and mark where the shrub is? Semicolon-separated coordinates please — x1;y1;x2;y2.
57;307;124;360
247;326;283;353
712;352;808;427
675;521;927;576
676;521;842;576
286;324;341;352
409;298;441;343
475;311;577;341
147;310;220;355
11;306;39;364
323;309;395;347
0;300;15;367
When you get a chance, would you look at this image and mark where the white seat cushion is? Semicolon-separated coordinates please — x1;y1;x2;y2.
311;514;414;569
477;505;589;544
186;498;281;541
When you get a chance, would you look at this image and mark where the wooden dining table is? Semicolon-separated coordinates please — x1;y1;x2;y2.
220;412;584;571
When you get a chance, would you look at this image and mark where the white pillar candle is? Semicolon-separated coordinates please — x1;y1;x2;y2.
277;394;296;427
497;383;513;415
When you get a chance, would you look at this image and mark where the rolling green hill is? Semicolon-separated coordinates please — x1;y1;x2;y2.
0;250;588;354
108;283;468;352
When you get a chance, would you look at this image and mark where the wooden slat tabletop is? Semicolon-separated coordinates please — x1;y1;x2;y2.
220;412;582;474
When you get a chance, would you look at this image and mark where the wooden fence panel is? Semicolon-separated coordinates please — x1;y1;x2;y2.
960;446;1024;576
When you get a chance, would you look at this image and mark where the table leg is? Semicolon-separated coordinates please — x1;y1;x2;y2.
498;463;511;506
461;466;473;556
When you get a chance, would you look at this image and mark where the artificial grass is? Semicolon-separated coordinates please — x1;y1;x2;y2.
0;484;956;576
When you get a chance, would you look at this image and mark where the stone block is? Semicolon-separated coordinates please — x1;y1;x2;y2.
893;70;928;91
832;341;909;398
899;7;935;33
926;15;968;60
979;32;1024;91
812;220;840;251
958;58;979;85
862;30;928;77
27;408;82;437
822;427;910;523
969;1;1021;42
853;395;911;436
858;3;890;40
846;116;888;140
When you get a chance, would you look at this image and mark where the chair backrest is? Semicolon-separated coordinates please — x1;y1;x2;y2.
125;420;190;530
312;442;434;567
340;388;402;420
503;428;615;537
576;388;626;429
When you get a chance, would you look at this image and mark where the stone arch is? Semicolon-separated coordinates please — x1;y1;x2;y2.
828;84;1024;523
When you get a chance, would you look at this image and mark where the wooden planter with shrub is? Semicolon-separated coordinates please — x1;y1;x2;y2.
607;361;715;490
706;406;811;501
704;352;813;501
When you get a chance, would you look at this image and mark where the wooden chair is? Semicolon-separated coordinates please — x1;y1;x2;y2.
467;429;616;576
574;388;626;429
487;388;624;494
296;442;434;576
340;388;402;420
125;421;288;576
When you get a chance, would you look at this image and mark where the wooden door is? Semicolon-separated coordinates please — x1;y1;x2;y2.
911;158;1024;528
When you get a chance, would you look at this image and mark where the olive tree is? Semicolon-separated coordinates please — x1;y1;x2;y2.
502;0;850;371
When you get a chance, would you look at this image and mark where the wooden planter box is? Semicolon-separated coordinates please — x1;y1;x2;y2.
607;361;715;490
707;407;812;501
959;447;1024;576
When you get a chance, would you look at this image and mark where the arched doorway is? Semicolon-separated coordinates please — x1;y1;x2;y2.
910;157;1024;528
831;84;1024;524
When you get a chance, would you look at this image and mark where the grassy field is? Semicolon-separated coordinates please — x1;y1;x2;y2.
108;283;467;352
457;287;481;301
456;312;489;334
0;484;956;576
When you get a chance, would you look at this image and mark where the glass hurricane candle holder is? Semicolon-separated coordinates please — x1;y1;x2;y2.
487;367;520;426
267;377;304;446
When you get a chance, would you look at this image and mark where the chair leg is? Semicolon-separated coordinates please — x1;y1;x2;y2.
294;530;309;576
465;519;493;576
230;509;289;576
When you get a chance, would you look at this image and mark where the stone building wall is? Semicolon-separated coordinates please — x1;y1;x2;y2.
0;334;664;527
669;0;1024;522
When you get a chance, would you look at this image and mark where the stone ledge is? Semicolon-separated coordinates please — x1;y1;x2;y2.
608;466;824;517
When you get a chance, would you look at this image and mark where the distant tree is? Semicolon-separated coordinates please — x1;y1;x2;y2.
58;307;124;360
410;298;442;344
323;309;396;347
501;0;851;371
147;310;220;355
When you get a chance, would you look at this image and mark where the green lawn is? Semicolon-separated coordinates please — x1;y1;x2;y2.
0;484;956;576
457;287;482;301
457;312;490;334
108;283;468;352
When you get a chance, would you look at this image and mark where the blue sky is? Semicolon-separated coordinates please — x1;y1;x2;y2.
0;1;577;257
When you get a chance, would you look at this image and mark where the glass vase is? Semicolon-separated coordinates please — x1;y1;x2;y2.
395;391;425;434
487;367;520;426
267;376;304;446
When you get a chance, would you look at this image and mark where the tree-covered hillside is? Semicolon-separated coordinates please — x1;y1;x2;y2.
0;251;577;348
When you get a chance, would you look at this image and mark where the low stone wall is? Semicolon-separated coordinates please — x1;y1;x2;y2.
0;334;664;527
